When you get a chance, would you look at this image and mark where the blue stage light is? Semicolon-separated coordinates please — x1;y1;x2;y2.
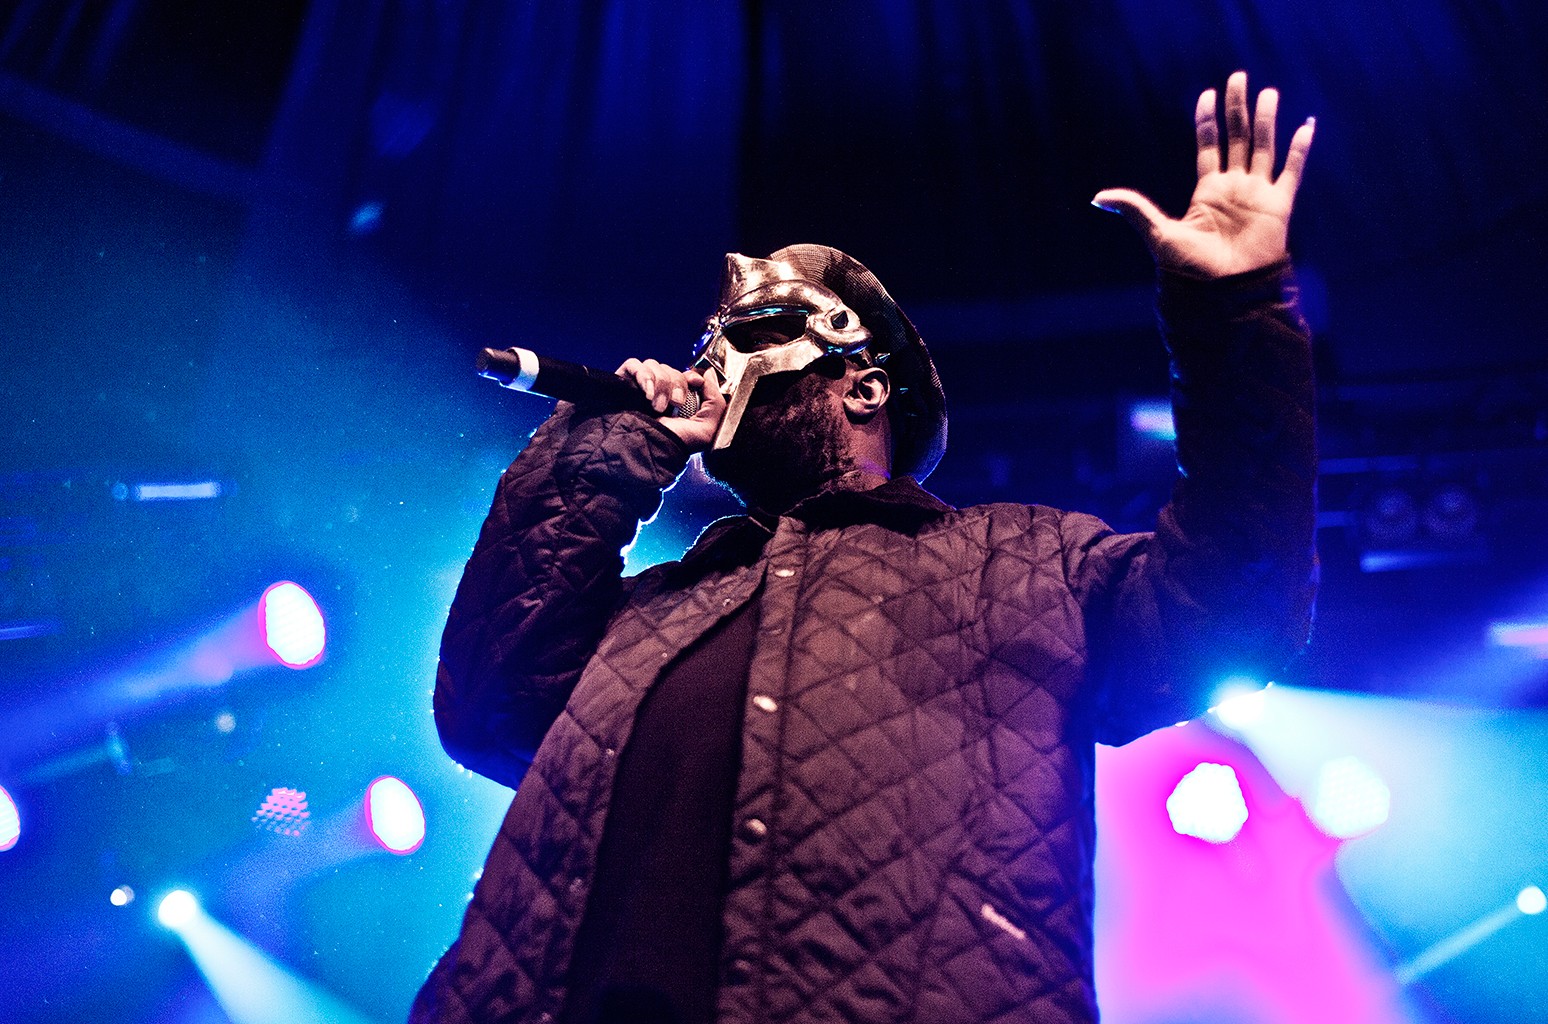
1209;677;1269;730
260;582;326;669
158;889;200;930
349;201;384;234
365;776;425;855
170;903;377;1024
1165;762;1248;843
0;784;18;851
132;481;222;501
1127;399;1176;441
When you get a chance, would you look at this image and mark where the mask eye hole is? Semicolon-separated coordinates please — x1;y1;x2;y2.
722;312;809;352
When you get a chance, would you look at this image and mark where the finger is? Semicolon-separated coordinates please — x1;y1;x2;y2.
1091;188;1168;245
1224;71;1250;171
1250;87;1279;178
614;357;657;402
651;361;688;414
1194;88;1220;178
1276;117;1315;198
702;367;727;409
691;367;725;416
649;372;670;412
631;359;661;407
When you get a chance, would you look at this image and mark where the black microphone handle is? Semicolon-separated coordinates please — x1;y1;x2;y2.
477;347;700;417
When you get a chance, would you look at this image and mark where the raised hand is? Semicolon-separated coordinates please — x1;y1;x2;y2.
1092;71;1314;279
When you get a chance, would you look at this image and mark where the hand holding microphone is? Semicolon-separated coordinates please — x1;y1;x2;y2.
615;359;726;451
477;346;726;451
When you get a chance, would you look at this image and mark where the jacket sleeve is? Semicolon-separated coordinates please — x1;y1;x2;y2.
433;403;692;786
1061;260;1318;745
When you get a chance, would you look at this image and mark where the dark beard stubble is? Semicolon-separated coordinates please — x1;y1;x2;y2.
700;366;855;514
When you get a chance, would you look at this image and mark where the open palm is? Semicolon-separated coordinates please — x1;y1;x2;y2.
1094;71;1315;278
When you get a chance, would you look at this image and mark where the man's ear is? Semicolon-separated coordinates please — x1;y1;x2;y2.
843;367;890;422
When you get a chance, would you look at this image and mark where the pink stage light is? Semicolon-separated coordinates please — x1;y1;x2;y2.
0;784;18;851
252;787;312;837
259;582;326;669
365;776;425;855
2;581;330;773
1489;620;1548;657
1096;723;1412;1024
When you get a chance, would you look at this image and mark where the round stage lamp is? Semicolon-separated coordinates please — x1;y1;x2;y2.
260;582;326;669
158;890;200;930
1166;762;1249;843
1309;755;1390;839
365;776;426;855
0;784;18;852
1520;886;1547;916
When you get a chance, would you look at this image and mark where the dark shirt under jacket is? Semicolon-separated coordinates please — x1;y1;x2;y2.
561;593;763;1024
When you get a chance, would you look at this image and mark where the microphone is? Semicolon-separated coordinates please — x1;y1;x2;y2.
477;346;700;417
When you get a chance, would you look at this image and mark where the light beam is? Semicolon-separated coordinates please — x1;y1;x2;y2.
160;895;375;1024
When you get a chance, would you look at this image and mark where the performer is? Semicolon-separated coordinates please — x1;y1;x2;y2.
411;72;1318;1024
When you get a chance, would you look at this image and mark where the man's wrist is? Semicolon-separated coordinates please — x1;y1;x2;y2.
1158;258;1296;321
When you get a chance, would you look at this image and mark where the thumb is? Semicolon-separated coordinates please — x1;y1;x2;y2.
696;367;728;415
1091;188;1167;241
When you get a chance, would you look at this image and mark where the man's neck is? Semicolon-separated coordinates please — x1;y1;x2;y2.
748;467;891;520
825;467;891;494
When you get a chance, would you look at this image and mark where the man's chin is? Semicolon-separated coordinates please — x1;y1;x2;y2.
701;445;844;514
700;367;851;512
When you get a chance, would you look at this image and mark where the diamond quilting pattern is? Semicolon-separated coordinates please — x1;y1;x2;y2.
419;265;1317;1024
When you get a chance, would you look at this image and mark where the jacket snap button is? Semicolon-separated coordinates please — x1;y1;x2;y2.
752;694;778;713
742;818;768;841
773;567;795;578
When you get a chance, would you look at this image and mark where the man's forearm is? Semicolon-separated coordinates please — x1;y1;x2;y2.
1153;259;1318;673
435;405;691;785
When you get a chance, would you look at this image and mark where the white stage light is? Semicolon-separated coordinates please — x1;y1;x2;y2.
1309;755;1390;839
1166;762;1249;843
158;889;200;930
1518;886;1546;916
1211;678;1270;730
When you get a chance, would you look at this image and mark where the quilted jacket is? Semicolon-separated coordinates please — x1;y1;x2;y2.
410;263;1318;1024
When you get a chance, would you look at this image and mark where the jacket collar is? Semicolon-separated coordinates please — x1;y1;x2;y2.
679;476;955;572
785;474;955;530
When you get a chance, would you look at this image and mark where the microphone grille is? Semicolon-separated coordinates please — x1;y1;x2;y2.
675;391;702;418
